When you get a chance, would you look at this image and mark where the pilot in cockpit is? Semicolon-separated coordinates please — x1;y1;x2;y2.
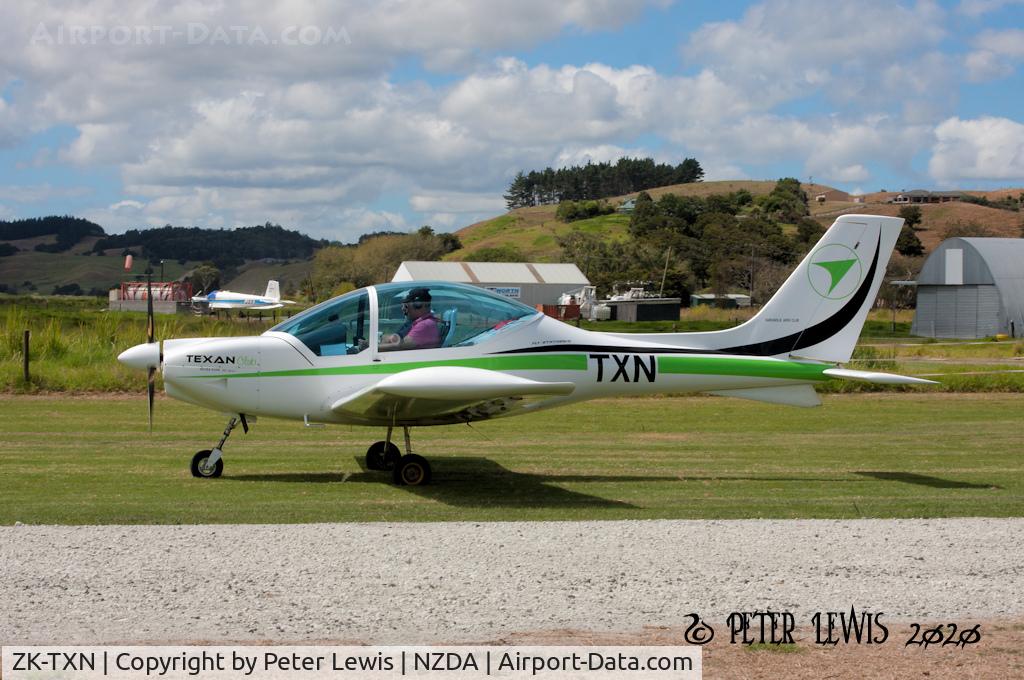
378;287;441;351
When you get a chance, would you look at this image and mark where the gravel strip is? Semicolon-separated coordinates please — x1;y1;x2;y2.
2;519;1022;644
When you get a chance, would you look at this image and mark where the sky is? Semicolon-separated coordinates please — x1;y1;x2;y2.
0;0;1022;242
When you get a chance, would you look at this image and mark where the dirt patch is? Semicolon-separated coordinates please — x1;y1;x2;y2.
475;621;1023;679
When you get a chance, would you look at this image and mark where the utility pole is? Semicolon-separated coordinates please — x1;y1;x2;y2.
659;246;671;298
749;245;755;303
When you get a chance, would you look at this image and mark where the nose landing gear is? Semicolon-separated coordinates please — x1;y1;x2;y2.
190;414;248;478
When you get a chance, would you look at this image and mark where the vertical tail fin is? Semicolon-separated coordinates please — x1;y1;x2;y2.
611;214;904;362
728;214;903;362
264;280;281;301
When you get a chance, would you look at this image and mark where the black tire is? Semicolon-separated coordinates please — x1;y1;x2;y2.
190;449;223;478
393;454;431;486
366;441;401;471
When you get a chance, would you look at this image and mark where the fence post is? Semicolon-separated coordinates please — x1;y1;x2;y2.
22;329;30;383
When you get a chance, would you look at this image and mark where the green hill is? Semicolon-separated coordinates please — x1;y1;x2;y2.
221;259;313;296
448;180;785;262
450;181;1024;263
0;250;202;295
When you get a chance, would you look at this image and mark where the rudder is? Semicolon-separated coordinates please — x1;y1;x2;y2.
264;280;281;301
723;214;903;362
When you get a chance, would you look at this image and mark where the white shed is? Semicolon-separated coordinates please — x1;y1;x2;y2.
392;261;590;307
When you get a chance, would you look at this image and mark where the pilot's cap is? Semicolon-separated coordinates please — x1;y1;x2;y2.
402;287;432;304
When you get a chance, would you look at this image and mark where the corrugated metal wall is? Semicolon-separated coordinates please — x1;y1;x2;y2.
912;285;1000;338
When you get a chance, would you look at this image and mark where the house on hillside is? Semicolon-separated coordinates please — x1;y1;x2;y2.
617;198;636;213
892;190;964;204
814;189;851;203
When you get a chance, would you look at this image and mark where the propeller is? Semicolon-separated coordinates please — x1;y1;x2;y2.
116;259;163;432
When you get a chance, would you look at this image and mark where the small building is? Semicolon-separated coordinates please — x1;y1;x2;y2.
392;261;590;308
690;293;752;308
616;198;636;213
814;189;851;203
912;238;1024;338
109;281;193;314
601;297;681;322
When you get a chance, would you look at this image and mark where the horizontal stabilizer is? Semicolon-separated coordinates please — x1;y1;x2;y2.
822;368;938;385
708;384;822;407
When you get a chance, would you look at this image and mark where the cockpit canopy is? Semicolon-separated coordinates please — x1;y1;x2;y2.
269;281;539;356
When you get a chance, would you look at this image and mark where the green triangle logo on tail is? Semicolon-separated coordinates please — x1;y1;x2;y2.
807;244;863;299
813;258;857;294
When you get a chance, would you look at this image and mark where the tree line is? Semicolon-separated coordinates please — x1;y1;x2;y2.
504;157;704;210
557;179;926;304
310;226;462;300
0;216;105;253
91;223;328;268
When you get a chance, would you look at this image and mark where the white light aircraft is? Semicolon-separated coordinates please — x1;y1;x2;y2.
120;215;933;485
191;280;295;310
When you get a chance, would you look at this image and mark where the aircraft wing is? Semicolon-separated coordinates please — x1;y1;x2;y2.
330;366;575;423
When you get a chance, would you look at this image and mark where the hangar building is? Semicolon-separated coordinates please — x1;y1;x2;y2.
911;237;1024;338
392;261;590;308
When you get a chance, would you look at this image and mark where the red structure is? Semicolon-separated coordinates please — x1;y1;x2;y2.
119;281;193;302
536;303;580;320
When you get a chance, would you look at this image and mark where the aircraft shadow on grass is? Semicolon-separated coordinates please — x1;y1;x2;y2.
225;456;687;509
224;463;998;509
854;471;998;490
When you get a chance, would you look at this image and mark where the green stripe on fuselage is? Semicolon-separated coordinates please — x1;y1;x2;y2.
187;353;589;379
658;355;829;381
184;351;829;382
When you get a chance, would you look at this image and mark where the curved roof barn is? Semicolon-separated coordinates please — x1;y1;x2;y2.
912;237;1024;338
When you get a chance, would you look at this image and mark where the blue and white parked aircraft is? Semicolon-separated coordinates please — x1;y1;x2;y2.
121;215;934;486
191;280;295;311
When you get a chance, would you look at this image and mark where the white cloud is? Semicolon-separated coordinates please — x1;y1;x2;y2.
974;29;1024;58
929;116;1024;183
0;1;668;230
958;0;1024;17
409;191;506;214
0;183;90;202
0;0;1013;238
964;50;1015;82
684;0;947;109
333;208;409;241
553;145;636;167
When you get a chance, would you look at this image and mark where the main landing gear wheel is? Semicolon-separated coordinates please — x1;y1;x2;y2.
365;441;401;471
190;449;223;478
393;454;432;486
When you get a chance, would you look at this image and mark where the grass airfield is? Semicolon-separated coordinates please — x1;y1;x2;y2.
1;393;1020;525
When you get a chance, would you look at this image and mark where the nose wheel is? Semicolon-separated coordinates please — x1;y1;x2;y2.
190;414;247;478
190;450;223;478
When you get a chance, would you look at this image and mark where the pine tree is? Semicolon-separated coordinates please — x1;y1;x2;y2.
503;172;533;210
